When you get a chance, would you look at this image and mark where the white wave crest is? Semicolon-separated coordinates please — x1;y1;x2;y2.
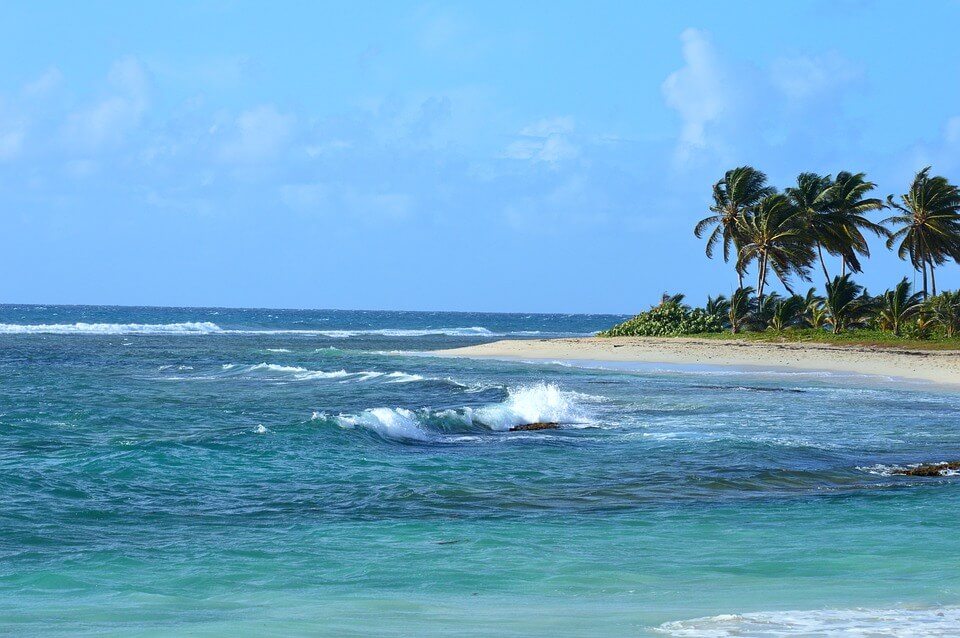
473;382;595;431
311;327;495;338
328;382;598;441
385;371;425;383
656;606;960;637
336;408;431;441
0;321;222;335
859;463;960;477
245;363;351;380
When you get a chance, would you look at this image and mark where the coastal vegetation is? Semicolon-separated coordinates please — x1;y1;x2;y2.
601;166;960;346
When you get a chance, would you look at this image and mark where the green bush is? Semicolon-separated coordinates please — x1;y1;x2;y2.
599;301;724;337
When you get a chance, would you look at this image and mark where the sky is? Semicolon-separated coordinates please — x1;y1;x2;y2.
2;0;960;313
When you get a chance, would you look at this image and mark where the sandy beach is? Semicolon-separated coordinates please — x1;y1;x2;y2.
438;337;960;387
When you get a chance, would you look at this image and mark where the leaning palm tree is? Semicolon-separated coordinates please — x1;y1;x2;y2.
728;286;756;335
785;172;834;283
885;167;960;298
735;194;814;301
694;166;776;288
823;171;887;276
824;274;870;334
876;278;923;336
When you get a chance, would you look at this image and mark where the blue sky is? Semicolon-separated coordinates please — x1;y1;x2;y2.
2;1;960;313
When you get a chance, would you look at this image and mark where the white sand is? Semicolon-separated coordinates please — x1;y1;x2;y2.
437;337;960;387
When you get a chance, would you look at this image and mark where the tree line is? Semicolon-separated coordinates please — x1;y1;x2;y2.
601;165;960;339
695;165;960;299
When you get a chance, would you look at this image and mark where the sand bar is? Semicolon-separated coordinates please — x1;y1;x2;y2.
437;337;960;387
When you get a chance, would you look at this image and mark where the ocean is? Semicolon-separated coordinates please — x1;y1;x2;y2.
2;305;959;637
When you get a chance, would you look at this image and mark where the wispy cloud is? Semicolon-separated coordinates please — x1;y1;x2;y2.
219;105;295;163
503;117;579;163
62;56;150;150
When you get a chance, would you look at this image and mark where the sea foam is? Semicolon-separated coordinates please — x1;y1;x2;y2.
656;606;960;637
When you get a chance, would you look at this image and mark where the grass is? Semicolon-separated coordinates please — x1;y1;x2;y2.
673;328;960;350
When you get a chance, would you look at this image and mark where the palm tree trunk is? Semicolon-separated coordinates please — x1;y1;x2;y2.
930;261;937;296
922;262;928;299
757;256;767;301
737;268;743;290
841;258;846;277
816;242;830;286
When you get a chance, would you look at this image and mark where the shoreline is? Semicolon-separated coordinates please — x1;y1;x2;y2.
435;337;960;387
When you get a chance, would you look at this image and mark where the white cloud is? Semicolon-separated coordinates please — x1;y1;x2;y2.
22;66;63;98
661;28;863;168
661;28;730;156
220;105;295;163
419;14;461;51
770;53;863;101
0;127;25;160
279;183;329;212
280;182;412;222
305;140;352;157
520;117;574;137
946;116;960;145
503;117;579;163
63;56;149;150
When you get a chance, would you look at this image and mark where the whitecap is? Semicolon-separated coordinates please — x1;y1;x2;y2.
335;408;431;442
328;382;601;441
0;321;223;335
384;372;426;383
473;382;597;431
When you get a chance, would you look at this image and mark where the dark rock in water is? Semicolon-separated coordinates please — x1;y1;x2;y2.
894;461;960;476
509;422;560;432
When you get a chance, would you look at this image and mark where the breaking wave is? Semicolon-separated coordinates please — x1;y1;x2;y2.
327;382;600;442
0;321;223;335
0;322;586;337
655;606;960;637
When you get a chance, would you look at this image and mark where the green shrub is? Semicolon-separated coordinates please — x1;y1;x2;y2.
599;301;724;337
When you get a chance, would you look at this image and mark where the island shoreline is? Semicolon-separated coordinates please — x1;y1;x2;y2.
435;337;960;387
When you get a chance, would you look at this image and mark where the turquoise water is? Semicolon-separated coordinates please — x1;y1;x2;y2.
2;306;960;636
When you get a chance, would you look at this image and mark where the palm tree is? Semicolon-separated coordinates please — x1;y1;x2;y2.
728;287;756;335
876;278;923;336
927;291;960;338
705;294;730;327
824;171;887;276
885;167;960;298
786;172;834;284
735;194;814;301
824;274;871;334
800;287;827;329
754;291;783;329
694;166;776;288
768;295;805;331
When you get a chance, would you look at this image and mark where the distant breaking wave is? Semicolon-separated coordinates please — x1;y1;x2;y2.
0;321;223;335
0;322;581;337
